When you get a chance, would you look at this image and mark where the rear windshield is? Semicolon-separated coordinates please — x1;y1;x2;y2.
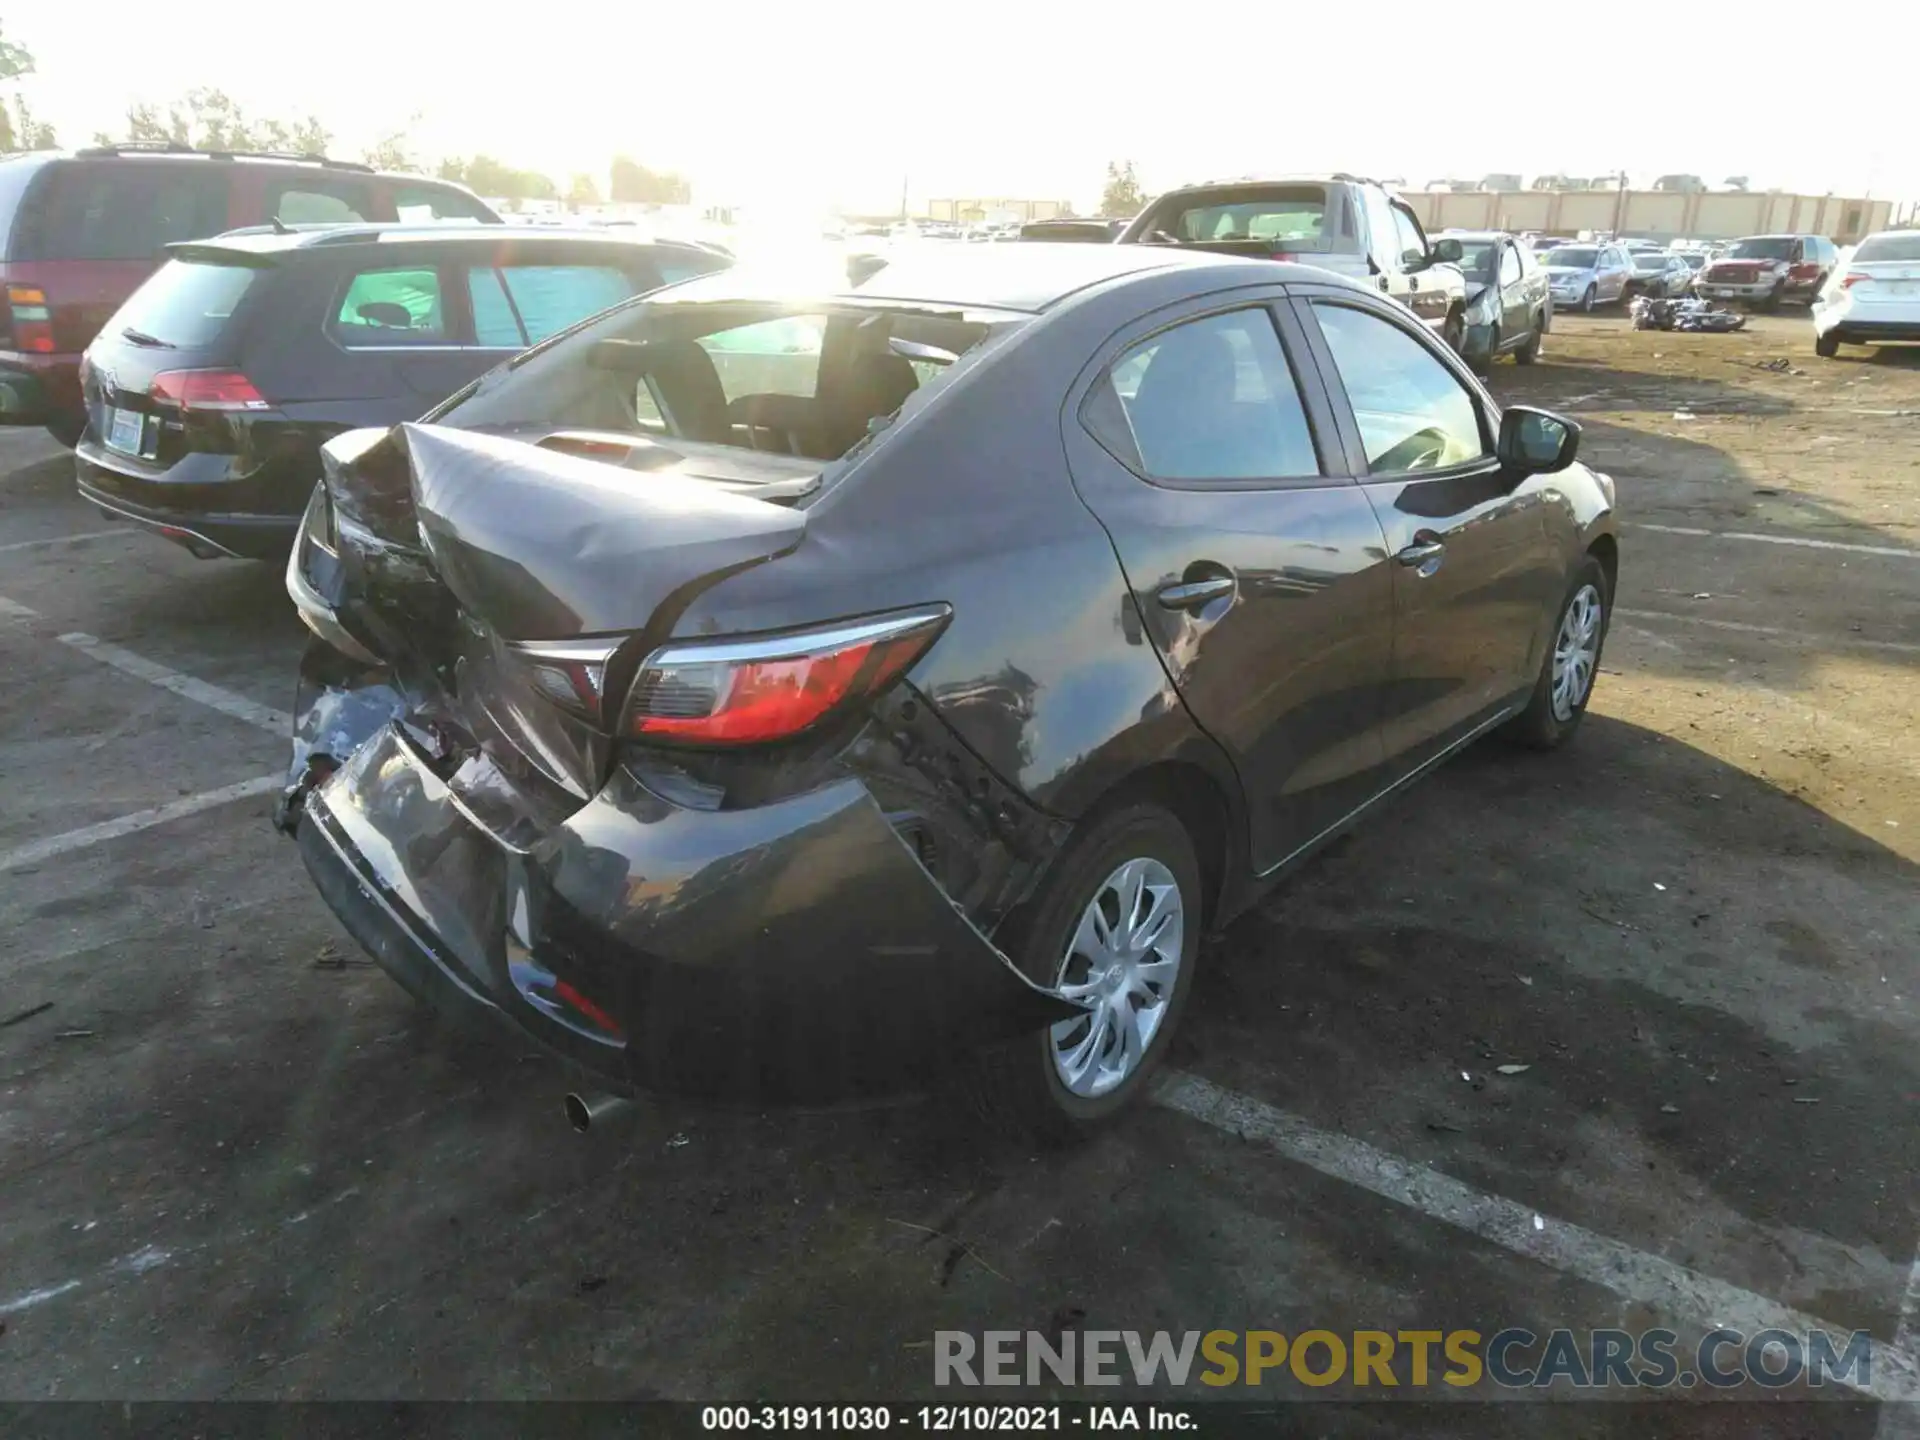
433;283;1006;467
1149;186;1348;253
1544;247;1597;268
1854;234;1920;264
111;259;260;349
1727;237;1794;260
12;161;230;263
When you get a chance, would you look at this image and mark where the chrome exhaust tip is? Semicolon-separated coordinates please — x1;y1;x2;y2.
564;1090;633;1134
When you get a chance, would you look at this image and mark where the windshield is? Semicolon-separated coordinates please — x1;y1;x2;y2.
1544;247;1597;268
435;285;1004;465
1452;241;1498;278
1728;237;1795;260
1633;252;1670;268
1150;187;1347;253
1854;234;1920;263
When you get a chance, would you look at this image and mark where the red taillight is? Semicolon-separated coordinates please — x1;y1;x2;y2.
1841;272;1873;289
624;606;950;747
6;284;54;354
149;368;269;412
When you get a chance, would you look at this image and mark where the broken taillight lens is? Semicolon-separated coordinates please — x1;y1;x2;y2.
5;284;54;354
622;605;950;747
150;368;270;412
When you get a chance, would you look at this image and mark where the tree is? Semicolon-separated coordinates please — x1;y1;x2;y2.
363;114;423;173
609;155;691;205
567;173;602;209
90;90;331;155
0;21;37;152
438;155;557;204
1099;160;1145;219
8;95;55;150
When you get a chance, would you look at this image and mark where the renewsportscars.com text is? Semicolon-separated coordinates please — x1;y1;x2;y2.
934;1327;1874;1391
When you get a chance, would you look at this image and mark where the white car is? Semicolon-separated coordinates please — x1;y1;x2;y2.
1813;231;1920;358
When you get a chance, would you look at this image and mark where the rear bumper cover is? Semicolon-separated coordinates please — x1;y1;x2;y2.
296;714;1072;1100
76;443;304;559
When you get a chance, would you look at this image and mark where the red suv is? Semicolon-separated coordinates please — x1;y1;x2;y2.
1694;234;1838;310
0;145;499;445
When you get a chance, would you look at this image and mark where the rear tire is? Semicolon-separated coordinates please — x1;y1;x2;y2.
1814;331;1840;358
962;803;1202;1145
1503;555;1611;751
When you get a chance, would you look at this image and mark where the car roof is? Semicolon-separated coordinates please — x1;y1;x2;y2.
21;145;465;184
180;223;710;256
835;243;1250;313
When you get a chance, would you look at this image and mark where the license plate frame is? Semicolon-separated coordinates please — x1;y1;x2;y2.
104;406;148;457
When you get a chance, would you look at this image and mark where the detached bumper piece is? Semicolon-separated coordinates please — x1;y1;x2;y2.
299;723;1070;1101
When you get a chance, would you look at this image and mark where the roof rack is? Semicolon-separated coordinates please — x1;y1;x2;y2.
73;142;373;172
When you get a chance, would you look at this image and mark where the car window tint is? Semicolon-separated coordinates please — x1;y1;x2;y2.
1102;309;1320;482
393;185;493;222
32;164;229;262
1498;245;1522;284
274;183;371;224
111;259;258;348
467;268;524;347
333;267;446;343
497;265;635;344
1311;302;1488;474
696;315;827;402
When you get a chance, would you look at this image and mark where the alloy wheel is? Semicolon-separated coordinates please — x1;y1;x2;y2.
1551;583;1604;722
1049;857;1185;1098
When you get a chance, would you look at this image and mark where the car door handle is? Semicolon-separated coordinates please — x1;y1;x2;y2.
1156;576;1235;611
1395;540;1446;569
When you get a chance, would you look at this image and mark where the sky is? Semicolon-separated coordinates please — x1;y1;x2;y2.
8;1;1918;215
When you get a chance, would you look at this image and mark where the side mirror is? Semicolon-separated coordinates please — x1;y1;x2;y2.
1430;237;1464;265
1498;406;1580;474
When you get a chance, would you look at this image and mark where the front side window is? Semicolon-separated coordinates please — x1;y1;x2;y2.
1310;302;1488;475
393;185;494;223
1390;206;1428;266
497;264;637;346
332;266;445;343
1498;244;1523;285
1093;309;1320;482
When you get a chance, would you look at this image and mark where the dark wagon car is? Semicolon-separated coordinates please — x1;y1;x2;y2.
75;225;728;559
279;245;1619;1135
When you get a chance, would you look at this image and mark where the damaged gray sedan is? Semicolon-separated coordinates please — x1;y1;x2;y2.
279;245;1618;1137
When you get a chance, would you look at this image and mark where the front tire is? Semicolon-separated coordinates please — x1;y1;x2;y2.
1504;556;1611;750
1442;308;1465;354
1579;285;1597;313
963;803;1202;1143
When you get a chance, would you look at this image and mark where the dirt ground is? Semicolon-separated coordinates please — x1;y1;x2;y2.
0;303;1914;1437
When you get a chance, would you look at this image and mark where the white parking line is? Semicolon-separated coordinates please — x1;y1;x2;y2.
0;528;126;555
59;632;290;734
1632;523;1920;561
1885;1256;1920;1437
0;592;37;621
1153;1070;1920;1404
1617;607;1920;658
0;775;282;873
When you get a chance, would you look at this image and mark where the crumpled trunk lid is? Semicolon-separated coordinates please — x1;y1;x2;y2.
302;422;808;804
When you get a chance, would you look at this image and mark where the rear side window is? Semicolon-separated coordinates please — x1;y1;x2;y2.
271;180;372;225
393;185;495;223
1090;309;1320;482
111;259;259;349
21;163;229;262
332;266;446;343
